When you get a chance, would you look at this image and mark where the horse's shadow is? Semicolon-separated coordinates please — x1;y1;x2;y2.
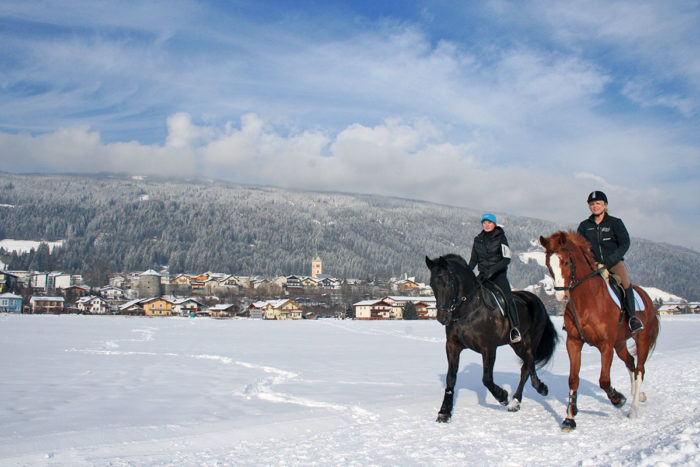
437;362;611;422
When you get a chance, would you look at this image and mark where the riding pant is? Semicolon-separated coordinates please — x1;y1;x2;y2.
608;261;631;289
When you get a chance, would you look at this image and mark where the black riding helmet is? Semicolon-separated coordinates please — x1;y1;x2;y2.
587;190;607;204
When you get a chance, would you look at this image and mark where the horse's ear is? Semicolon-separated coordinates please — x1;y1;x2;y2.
425;256;434;269
539;235;548;249
554;231;567;246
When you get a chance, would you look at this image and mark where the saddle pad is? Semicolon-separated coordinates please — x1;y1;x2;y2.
481;284;505;316
605;281;644;311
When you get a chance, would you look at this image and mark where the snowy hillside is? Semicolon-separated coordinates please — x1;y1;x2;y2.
0;314;698;466
2;172;699;300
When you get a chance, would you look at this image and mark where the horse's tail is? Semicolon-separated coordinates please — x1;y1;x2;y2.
535;313;558;369
528;292;558;368
648;313;660;357
637;288;661;359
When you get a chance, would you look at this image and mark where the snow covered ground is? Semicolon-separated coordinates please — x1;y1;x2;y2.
0;314;698;466
0;238;65;254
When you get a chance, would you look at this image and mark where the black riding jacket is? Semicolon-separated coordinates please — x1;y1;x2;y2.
468;226;511;279
577;212;630;268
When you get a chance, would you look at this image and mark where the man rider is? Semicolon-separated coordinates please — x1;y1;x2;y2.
577;191;644;333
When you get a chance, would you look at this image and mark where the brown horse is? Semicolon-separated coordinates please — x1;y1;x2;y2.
539;231;660;432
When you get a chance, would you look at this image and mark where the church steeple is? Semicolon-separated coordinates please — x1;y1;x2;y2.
311;256;322;278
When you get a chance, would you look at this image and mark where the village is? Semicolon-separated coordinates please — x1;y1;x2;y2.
0;256;441;320
2;255;697;319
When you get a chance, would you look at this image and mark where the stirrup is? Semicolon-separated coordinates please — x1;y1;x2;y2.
628;317;644;333
510;328;522;343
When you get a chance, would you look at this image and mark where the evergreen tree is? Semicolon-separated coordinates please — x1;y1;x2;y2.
403;301;418;320
1;172;698;301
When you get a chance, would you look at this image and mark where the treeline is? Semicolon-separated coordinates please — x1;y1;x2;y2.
1;172;699;300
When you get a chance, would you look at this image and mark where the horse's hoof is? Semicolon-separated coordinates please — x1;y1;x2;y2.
436;413;451;423
561;418;576;432
628;407;639;419
640;392;647;403
537;383;549;396
507;399;520;412
499;390;509;406
613;395;627;408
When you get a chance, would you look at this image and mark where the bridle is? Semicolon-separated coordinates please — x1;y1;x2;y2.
433;268;480;324
546;245;606;344
435;271;466;314
549;246;605;293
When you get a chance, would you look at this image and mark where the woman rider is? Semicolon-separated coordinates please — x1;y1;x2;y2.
468;213;521;343
577;191;644;333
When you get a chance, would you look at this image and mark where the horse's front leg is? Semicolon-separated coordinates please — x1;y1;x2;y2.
481;348;509;406
508;354;534;412
437;338;461;423
600;343;626;409
562;336;583;432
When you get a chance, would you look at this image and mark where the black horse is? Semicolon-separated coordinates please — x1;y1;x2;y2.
426;254;558;422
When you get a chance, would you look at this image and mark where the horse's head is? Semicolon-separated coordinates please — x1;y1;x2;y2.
539;231;594;301
425;254;474;325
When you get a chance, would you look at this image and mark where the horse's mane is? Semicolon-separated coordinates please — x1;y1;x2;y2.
440;253;470;270
559;230;597;263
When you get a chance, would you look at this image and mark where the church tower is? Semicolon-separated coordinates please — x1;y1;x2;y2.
311;256;322;278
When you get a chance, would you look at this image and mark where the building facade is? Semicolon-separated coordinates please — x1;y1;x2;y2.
311;256;322;278
0;293;22;313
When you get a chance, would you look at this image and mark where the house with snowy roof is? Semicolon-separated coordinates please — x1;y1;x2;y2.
248;299;302;320
207;303;238;318
76;296;110;314
0;292;22;313
119;298;147;315
353;296;437;320
141;297;175;316
353;298;394;320
29;296;65;313
384;296;437;319
99;285;125;300
172;297;204;317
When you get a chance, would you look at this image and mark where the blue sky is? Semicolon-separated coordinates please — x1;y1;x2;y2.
1;0;699;251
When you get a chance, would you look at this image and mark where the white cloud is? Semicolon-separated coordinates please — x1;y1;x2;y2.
166;113;214;149
1;1;698;250
3;112;696;250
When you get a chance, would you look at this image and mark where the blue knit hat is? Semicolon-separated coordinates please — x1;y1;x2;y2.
481;213;497;224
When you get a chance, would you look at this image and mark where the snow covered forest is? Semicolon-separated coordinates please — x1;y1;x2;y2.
1;172;699;300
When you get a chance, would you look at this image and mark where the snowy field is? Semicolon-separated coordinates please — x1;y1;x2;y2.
0;239;65;254
0;314;698;466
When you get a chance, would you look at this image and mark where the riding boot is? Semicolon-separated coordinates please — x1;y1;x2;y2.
625;286;643;333
506;298;521;343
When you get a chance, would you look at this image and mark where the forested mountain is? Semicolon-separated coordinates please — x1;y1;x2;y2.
1;172;698;300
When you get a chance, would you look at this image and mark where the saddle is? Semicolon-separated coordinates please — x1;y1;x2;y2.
597;263;643;312
480;280;517;317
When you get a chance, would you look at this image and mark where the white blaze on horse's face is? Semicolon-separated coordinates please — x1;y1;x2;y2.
549;253;567;301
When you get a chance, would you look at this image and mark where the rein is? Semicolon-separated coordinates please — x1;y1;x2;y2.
552;246;605;292
549;245;606;344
